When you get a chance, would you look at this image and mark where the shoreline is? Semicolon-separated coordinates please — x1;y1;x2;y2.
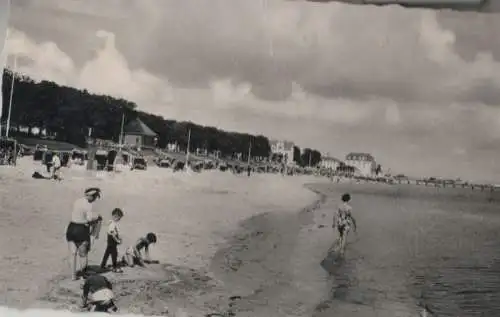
207;184;328;317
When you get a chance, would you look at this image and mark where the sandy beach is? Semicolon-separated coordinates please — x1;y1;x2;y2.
0;158;319;316
3;159;500;317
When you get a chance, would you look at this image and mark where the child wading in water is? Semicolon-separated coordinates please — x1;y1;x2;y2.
331;193;357;256
122;233;158;267
100;208;124;273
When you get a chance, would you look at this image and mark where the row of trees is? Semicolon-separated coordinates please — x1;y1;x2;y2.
292;146;322;167
1;70;322;162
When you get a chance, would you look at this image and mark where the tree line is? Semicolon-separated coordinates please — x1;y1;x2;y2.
1;69;322;163
292;146;321;167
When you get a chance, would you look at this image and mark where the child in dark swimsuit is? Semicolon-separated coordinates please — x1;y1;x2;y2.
122;233;157;267
331;193;357;255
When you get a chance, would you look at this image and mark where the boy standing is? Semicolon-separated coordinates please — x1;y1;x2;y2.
100;208;124;273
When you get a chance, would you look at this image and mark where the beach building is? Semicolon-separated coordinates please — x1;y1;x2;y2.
345;152;377;176
319;155;342;170
123;118;158;148
270;140;294;165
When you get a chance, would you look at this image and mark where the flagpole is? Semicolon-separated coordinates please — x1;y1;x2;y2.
114;113;125;172
247;139;252;177
6;54;17;138
119;113;125;145
247;140;251;166
185;128;191;168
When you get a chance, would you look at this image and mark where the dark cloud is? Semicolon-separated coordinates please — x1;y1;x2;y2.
458;78;500;106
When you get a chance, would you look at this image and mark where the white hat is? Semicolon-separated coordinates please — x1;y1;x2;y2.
89;288;114;303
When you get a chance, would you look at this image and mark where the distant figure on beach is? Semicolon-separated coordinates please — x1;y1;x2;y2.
51;153;61;180
81;274;118;313
7;147;14;165
65;187;103;280
100;208;124;273
419;304;435;317
331;193;357;256
122;232;158;267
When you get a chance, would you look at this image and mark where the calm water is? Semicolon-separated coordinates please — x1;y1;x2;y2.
309;184;500;317
210;183;500;316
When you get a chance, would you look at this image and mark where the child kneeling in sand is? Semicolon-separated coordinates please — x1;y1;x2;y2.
81;274;118;313
122;233;158;267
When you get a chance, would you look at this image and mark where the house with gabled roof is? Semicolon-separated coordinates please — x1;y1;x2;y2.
123;118;158;148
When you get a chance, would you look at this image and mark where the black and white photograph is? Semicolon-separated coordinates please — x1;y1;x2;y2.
0;0;499;316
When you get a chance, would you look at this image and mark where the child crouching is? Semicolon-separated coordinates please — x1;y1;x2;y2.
122;233;157;267
81;274;118;313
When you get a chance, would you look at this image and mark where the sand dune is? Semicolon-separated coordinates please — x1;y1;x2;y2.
0;158;318;316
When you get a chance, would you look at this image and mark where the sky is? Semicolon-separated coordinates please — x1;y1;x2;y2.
0;0;9;125
3;0;500;183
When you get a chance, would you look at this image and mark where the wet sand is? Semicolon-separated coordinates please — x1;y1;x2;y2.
207;180;500;316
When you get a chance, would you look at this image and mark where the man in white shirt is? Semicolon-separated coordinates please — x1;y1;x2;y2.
65;187;102;280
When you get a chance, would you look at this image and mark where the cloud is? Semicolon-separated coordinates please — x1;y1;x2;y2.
6;29;75;85
10;0;500;104
6;0;500;183
0;0;10;117
4;26;383;127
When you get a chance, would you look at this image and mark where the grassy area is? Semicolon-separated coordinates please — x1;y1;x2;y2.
15;137;84;151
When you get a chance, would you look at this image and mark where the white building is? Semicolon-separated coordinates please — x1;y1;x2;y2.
345;152;377;176
270;140;295;165
319;156;342;170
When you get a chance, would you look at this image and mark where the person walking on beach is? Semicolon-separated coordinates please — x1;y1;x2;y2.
51;153;62;180
100;208;124;273
65;187;103;280
331;193;357;256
